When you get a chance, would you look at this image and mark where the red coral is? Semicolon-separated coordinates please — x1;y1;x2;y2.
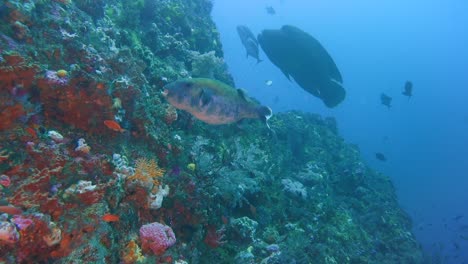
139;222;176;255
0;54;37;92
76;188;105;205
40;197;70;221
0;54;38;131
50;232;73;259
204;225;226;249
14;216;59;263
37;75;114;134
0;103;25;130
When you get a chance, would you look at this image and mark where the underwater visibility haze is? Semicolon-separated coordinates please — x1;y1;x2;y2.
0;0;467;263
213;0;468;263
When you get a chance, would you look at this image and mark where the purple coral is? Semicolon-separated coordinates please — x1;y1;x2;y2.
139;222;176;255
45;70;68;86
12;215;33;230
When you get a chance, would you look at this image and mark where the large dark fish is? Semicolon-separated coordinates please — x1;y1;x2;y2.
375;152;387;161
380;93;392;108
258;25;345;108
236;25;262;63
402;81;413;98
162;78;272;127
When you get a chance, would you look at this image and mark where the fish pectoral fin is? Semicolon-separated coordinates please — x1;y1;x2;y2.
199;88;212;107
237;89;248;101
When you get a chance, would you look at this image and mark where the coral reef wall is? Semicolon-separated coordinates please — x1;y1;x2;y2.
0;0;423;263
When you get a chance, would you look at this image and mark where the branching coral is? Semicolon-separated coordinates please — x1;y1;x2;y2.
127;158;165;192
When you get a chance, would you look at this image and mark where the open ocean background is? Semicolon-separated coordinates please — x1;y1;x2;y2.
212;0;468;262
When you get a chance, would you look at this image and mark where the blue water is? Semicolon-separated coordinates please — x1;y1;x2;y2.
212;0;468;262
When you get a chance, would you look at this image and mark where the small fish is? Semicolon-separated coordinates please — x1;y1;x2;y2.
96;82;106;90
380;93;392;108
162;78;272;128
453;215;464;221
25;127;37;138
273;95;279;104
375;152;387;161
103;120;125;132
245;38;262;63
102;214;120;222
236;25;262;63
265;80;273;86
0;205;23;215
266;6;276;15
402;81;413;98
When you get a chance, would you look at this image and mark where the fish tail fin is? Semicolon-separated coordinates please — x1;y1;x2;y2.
257;106;272;129
322;79;346;108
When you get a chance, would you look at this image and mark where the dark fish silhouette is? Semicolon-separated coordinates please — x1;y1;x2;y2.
380;93;392;108
266;6;276;15
375;152;387;161
258;25;345;108
453;215;464;221
402;81;413;98
162;78;272;127
236;25;262;63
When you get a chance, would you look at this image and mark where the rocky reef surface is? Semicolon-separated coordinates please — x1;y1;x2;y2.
0;0;423;263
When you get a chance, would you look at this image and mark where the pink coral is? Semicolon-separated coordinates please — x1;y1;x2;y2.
0;221;19;244
0;174;10;187
45;70;68;86
139;222;176;255
12;215;33;230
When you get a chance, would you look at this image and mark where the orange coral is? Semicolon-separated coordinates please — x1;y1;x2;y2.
122;239;144;264
127;158;165;193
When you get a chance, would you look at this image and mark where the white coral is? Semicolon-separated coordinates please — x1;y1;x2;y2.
0;221;19;244
48;130;64;143
149;185;170;210
43;222;62;247
65;180;96;195
281;179;307;199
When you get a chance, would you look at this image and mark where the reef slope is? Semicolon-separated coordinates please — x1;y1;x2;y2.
0;0;422;263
